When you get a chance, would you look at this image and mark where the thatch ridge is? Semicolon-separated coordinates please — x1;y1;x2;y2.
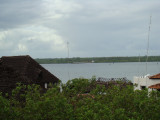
0;55;59;94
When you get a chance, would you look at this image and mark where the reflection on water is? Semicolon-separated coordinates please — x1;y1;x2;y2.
42;62;160;83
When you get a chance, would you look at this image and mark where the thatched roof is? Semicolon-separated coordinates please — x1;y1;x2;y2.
0;55;59;93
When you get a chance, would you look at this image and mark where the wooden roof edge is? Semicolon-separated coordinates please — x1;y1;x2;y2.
148;83;160;89
149;73;160;79
149;77;160;79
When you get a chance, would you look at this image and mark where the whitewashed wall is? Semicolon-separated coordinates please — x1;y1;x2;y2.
133;76;160;92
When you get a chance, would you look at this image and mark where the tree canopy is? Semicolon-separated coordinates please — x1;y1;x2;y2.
1;78;160;120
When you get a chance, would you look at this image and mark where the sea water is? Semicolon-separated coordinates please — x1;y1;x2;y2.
42;62;160;83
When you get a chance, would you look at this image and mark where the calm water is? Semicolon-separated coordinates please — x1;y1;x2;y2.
41;62;160;83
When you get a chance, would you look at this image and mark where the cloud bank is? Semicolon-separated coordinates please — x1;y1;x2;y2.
0;0;160;58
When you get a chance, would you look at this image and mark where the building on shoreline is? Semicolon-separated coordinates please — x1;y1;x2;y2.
133;73;160;92
0;55;59;94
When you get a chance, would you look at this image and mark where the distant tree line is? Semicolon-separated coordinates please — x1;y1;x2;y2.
35;56;160;64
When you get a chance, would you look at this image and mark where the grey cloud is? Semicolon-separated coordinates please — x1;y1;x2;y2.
0;0;160;58
0;0;43;30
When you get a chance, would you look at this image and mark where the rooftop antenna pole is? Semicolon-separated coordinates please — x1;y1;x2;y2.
67;42;69;58
138;54;141;75
146;15;152;74
138;54;141;85
67;42;70;80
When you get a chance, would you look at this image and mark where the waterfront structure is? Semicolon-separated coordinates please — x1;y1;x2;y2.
0;55;59;94
133;73;160;91
97;77;133;89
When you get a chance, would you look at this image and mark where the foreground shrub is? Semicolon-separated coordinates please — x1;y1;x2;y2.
0;93;15;120
0;78;160;120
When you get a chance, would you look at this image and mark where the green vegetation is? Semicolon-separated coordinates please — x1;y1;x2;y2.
1;78;160;120
35;56;160;64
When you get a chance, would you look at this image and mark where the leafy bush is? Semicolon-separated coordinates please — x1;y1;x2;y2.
0;78;160;120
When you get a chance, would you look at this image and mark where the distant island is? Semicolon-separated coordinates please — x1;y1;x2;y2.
35;56;160;64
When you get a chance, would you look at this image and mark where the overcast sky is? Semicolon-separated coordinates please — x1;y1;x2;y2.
0;0;160;58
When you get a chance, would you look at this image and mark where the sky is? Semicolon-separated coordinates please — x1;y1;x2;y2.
0;0;160;58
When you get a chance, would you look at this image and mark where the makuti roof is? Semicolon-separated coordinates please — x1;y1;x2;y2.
0;55;59;84
149;73;160;79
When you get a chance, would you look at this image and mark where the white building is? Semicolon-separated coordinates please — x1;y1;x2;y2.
133;73;160;92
